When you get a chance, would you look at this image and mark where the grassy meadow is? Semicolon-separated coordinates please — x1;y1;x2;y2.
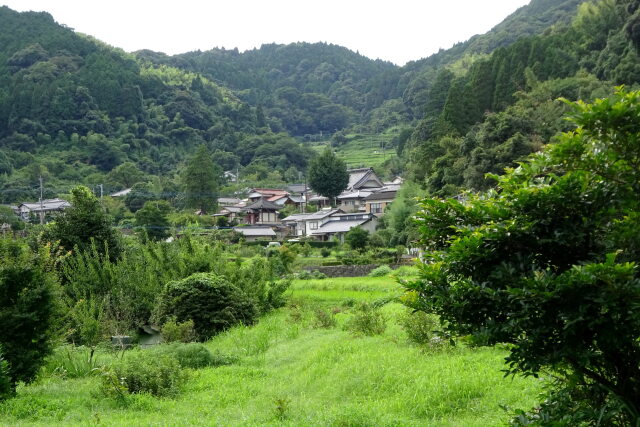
309;133;396;169
0;275;542;426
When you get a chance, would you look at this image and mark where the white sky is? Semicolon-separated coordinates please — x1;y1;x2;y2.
1;0;531;65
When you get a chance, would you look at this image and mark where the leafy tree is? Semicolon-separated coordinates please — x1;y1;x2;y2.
406;88;640;424
124;182;156;213
106;162;146;189
307;148;349;204
0;239;58;394
135;200;172;241
153;273;257;341
0;205;24;231
180;145;221;214
44;186;121;259
345;226;369;251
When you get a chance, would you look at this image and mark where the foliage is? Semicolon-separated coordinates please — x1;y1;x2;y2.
134;200;172;241
407;88;640;423
160;318;196;343
0;348;12;401
400;310;442;346
149;343;215;370
39;344;107;379
344;226;369;251
307;148;349;202
104;350;187;397
180;145;221;214
296;270;327;280
0;239;59;392
345;303;386;336
43;185;121;259
313;308;337;328
153;273;258;341
368;264;392;277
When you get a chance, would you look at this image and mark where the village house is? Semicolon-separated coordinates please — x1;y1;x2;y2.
364;189;397;216
17;198;70;222
281;208;343;237
232;225;277;242
310;212;378;242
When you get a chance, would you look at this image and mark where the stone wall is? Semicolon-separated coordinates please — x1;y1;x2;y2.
302;264;403;278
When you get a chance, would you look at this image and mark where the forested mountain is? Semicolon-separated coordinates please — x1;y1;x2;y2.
0;0;637;208
136;0;587;136
403;0;640;196
136;43;399;136
0;7;313;203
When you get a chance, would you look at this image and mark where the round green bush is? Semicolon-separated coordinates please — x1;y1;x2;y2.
153;273;257;340
368;264;392;277
151;343;214;369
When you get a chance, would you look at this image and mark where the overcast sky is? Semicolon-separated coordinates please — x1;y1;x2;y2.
2;0;531;65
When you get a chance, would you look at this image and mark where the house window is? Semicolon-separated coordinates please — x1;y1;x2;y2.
371;203;383;214
309;221;318;230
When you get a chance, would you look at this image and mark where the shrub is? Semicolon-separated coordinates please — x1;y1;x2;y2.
296;270;327;280
0;240;58;392
104;351;186;397
369;265;392;277
320;248;331;258
345;303;386;336
160;318;196;343
313;309;337;329
0;349;12;401
345;227;369;251
150;343;214;369
400;310;441;346
40;345;107;379
153;273;257;341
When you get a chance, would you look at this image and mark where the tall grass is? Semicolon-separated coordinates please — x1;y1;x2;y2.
1;277;541;426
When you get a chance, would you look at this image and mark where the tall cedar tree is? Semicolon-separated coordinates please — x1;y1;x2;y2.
307;148;349;204
181;145;221;214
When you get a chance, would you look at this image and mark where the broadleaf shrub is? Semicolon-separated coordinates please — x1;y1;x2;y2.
368;265;392;277
104;351;186;397
150;343;214;369
345;303;386;336
153;273;257;341
407;88;640;424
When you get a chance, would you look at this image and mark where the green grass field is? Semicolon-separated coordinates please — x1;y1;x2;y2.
0;275;541;426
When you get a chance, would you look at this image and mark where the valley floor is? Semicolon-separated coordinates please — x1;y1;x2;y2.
0;277;541;426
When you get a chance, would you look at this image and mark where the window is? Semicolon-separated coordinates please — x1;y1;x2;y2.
371;203;383;214
309;221;318;230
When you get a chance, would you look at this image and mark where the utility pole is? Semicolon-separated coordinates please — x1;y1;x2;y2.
98;184;104;200
39;175;44;225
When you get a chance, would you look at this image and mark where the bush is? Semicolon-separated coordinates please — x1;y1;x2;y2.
400;310;441;346
0;349;12;401
160;318;197;343
0;240;58;392
153;273;257;341
150;343;214;369
40;345;107;379
369;265;392;277
296;270;327;280
320;248;331;258
345;303;386;336
313;309;337;329
103;351;187;397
